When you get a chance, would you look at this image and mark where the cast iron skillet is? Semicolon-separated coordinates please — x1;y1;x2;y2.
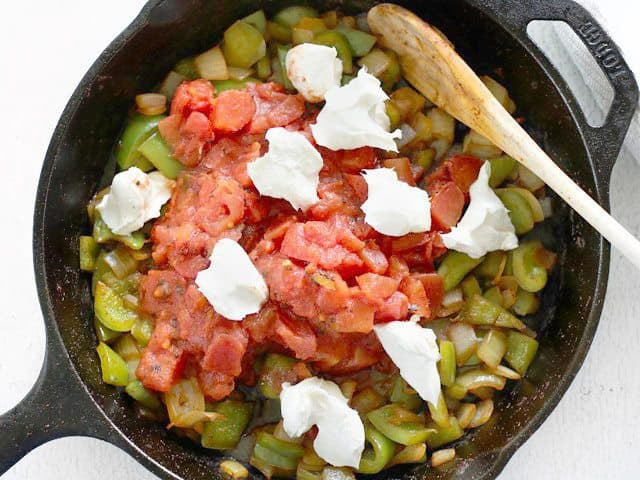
1;0;637;479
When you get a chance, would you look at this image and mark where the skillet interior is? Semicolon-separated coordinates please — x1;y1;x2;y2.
35;0;608;478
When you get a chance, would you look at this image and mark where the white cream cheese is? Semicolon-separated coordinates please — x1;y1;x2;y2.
441;162;518;258
96;167;174;235
360;168;431;236
280;377;365;468
247;127;323;211
373;318;441;405
310;68;402;151
195;238;268;321
285;43;342;103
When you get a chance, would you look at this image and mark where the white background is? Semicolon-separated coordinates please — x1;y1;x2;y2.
1;1;639;479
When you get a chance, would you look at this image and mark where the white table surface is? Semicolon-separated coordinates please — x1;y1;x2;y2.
1;1;639;479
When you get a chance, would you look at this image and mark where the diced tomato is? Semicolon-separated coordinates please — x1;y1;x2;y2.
171;79;216;118
356;273;400;303
201;330;248;376
274;314;317;359
358;241;389;275
336;147;377;173
391;232;430;253
198;370;235;400
247;83;305;133
417;273;445;318
400;275;430;317
448;155;483;194
160;111;215;167
430;181;465;231
334;297;375;333
211;89;256;133
387;255;410;280
375;291;409;321
344;174;368;201
383;157;415;185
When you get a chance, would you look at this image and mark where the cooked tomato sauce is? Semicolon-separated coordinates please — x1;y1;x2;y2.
137;80;478;400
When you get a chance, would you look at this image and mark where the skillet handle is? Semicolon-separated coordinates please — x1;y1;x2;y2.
487;0;639;180
0;338;111;475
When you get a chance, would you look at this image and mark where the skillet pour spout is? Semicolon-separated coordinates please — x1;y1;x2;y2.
1;0;636;479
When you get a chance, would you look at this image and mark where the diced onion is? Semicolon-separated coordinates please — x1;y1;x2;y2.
456;403;476;429
446;322;477;365
356;13;371;33
431;448;456;467
430;138;452;161
518;164;545;191
103;248;138;280
539;196;553;218
396;123;417;148
273;420;304;444
135;93;167;116
388;443;427;467
442;288;463;307
220;460;250;479
195;46;229;80
469;399;494;428
164;378;206;428
491;364;521;380
357;48;391;77
322;467;356;480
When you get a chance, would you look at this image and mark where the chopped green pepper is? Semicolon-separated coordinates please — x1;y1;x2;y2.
79;235;100;272
379;49;401;90
174;57;199;80
313;30;353;74
273;6;319;28
352;387;387;416
256;55;272;80
252;431;305;471
426;416;463;449
389;375;422;411
358;424;396;474
96;342;129;386
427;393;450;429
213;78;261;93
116;114;165;171
505;331;539;375
496;188;534;235
512;289;540;316
201;400;253;449
334;26;376;57
437;251;485;291
223;21;266;68
94;281;138;332
367;404;435;446
488;156;517;187
276;45;295;90
474;251;506;280
476;329;507;369
461;276;481;300
267;21;293;43
125;379;162;409
437;340;457;387
258;353;298;399
511;240;548;293
93;216;145;250
461;294;526;331
131;317;154;347
241;9;267;34
94;318;121;344
137;132;183;179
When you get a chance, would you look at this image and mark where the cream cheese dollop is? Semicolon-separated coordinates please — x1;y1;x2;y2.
96;167;174;235
247;127;323;211
195;238;268;321
280;377;365;468
311;68;401;151
360;168;431;236
373;318;441;405
441;162;518;258
285;43;342;103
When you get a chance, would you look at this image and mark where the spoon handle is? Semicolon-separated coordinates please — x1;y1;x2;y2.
489;108;640;269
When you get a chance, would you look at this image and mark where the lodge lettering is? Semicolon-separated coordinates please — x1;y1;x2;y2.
577;21;626;79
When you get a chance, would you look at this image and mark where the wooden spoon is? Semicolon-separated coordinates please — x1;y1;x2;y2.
368;3;640;269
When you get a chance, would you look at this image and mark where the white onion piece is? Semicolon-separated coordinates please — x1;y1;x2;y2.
442;287;463;307
396;123;417;149
136;93;167;116
539;196;553;218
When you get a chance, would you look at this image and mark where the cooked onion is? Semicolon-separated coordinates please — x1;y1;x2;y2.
431;448;456;467
135;93;167;116
228;66;254;80
469;399;494;428
165;378;206;428
456;403;476;429
446;322;477;365
396;123;417;148
539;196;553;218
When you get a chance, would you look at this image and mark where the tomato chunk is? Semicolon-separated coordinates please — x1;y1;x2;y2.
211;89;256;133
448;155;483;193
430;181;465;231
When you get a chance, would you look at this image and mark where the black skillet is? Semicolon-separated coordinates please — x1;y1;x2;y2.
1;0;637;479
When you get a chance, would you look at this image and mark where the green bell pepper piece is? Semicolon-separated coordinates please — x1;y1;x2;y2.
273;6;319;28
313;30;353;74
94;318;121;344
93;216;145;250
174;57;199;80
96;342;129;386
488;155;517;187
461;275;481;300
213;78;261;93
258;353;298;399
461;294;526;331
201;400;253;449
252;432;305;470
437;340;457;387
116;114;166;171
125;379;162;409
367;404;435;446
131;317;154;347
79;235;100;272
511;240;548;293
496;188;534;235
389;375;422;411
223;21;266;69
505;331;539;376
426;416;463;449
94;281;138;332
137;132;183;179
358;424;396;474
334;26;376;57
276;45;294;90
437;251;485;291
241;9;267;34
